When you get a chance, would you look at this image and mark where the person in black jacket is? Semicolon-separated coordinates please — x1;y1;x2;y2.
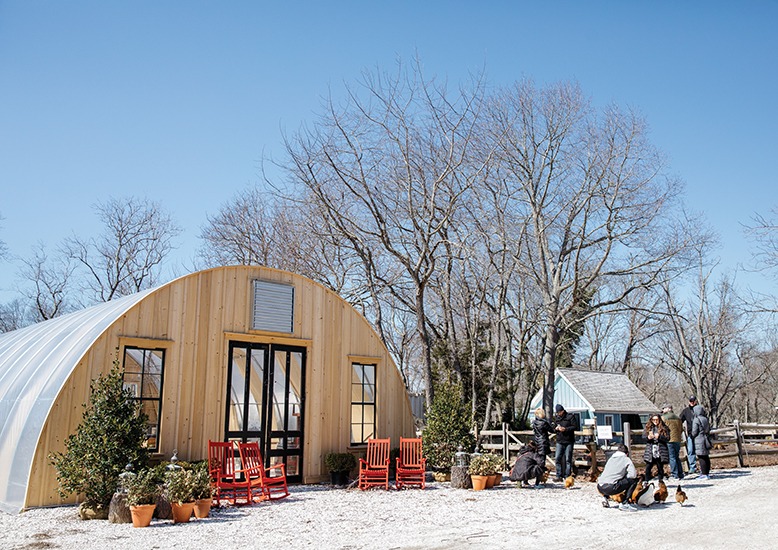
642;413;670;481
680;395;699;475
552;404;578;481
532;407;554;459
509;440;547;487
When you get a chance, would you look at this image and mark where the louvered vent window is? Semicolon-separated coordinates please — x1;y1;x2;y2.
252;280;294;333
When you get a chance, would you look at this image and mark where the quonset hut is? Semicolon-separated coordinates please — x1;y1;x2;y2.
0;266;415;513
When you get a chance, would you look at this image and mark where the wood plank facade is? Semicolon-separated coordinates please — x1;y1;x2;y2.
24;266;415;509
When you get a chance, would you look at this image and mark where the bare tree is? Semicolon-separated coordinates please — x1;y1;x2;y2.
65;197;181;302
198;187;277;267
0;214;8;260
0;299;31;333
657;252;769;424
18;242;75;321
745;206;778;273
486;80;693;416
281;61;488;408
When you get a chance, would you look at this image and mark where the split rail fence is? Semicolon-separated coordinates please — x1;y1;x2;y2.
477;421;778;475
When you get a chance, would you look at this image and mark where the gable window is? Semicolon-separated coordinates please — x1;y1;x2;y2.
350;363;376;445
123;347;165;451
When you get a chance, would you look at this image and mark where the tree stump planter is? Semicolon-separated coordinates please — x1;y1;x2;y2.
450;466;472;489
108;492;132;524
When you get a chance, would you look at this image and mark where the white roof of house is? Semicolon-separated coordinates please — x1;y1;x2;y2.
0;290;154;513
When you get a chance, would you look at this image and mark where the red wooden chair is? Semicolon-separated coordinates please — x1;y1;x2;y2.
358;438;391;490
395;437;426;489
237;442;290;501
208;440;243;505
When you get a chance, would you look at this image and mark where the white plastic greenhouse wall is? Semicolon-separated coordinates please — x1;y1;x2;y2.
0;291;153;513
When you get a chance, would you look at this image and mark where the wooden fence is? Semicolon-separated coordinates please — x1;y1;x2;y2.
476;421;778;475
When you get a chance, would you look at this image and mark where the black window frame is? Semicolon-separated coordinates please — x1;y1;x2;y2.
122;346;166;452
350;362;376;446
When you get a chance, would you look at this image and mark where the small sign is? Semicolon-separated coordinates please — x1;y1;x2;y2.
596;425;613;441
584;419;596;425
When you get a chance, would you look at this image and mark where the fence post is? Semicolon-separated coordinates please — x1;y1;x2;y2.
734;420;745;468
623;422;631;456
502;422;510;467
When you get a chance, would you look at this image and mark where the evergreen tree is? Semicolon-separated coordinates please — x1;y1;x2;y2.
50;356;149;510
422;382;476;470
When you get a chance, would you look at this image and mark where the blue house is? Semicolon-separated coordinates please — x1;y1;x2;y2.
529;368;658;435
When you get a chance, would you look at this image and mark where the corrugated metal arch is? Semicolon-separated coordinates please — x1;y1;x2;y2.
0;290;154;513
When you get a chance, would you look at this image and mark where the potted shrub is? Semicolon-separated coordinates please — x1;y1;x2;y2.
126;468;162;528
165;468;196;523
467;454;494;491
191;462;214;518
324;452;357;486
486;454;504;487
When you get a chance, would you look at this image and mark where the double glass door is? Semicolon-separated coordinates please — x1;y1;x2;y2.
225;342;306;483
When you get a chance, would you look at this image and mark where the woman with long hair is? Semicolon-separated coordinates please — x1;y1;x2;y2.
642;414;670;481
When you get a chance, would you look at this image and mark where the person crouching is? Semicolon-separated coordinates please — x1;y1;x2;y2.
510;440;547;488
597;443;640;512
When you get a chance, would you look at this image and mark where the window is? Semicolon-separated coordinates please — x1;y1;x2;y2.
604;414;614;427
350;363;376;445
123;347;165;451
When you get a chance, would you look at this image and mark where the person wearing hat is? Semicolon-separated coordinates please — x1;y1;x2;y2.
662;404;684;479
597;443;641;512
552;404;578;482
680;396;699;475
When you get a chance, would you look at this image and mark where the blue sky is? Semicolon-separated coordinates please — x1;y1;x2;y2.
1;1;777;302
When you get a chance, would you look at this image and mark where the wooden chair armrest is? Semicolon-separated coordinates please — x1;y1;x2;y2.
266;463;286;476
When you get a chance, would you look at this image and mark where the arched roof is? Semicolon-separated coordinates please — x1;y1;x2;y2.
0;290;155;513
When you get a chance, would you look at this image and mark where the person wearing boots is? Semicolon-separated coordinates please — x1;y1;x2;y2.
552;404;578;482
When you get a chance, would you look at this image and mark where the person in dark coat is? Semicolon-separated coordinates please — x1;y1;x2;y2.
509;440;546;487
642;413;670;481
680;396;699;475
552;404;578;481
532;407;554;459
691;404;712;479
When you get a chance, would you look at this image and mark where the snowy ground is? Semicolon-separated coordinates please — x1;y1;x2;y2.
2;466;777;549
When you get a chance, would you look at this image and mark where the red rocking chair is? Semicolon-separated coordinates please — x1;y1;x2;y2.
395;437;426;489
358;438;391;490
208;440;243;505
237;442;290;501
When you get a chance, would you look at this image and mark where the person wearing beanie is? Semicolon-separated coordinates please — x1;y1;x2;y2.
551;403;578;481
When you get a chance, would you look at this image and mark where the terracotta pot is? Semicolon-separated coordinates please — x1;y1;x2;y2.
470;475;488;491
194;498;212;519
171;501;195;523
130;504;156;528
485;474;496;489
492;473;503;487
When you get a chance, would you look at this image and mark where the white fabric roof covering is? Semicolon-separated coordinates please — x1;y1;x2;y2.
0;290;154;513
